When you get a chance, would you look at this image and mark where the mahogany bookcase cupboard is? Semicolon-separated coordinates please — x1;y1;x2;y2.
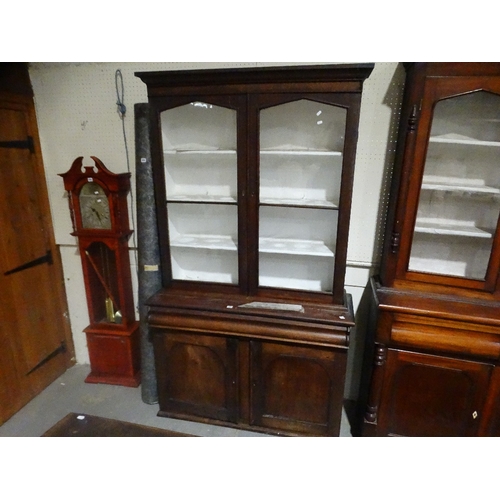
359;63;500;437
136;64;374;436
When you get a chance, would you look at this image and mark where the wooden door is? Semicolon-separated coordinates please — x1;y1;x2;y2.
0;64;75;425
377;349;492;437
478;366;500;436
250;340;347;436
153;330;238;423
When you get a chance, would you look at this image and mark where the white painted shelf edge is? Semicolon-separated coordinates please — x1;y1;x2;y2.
167;195;237;203
414;220;493;239
166;195;337;207
170;234;335;257
259;198;338;208
430;133;500;148
171;234;237;251
164;149;236;155
421;180;500;195
164;148;343;156
260;237;334;257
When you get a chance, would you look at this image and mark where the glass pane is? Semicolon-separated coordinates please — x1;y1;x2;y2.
259;99;346;292
259;206;337;291
409;91;500;280
161;102;238;283
86;242;120;324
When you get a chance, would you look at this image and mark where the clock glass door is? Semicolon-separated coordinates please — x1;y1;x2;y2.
160;101;239;284
85;241;121;324
408;90;500;282
79;182;111;230
258;98;346;293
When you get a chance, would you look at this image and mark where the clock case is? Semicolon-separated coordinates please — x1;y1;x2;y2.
60;156;140;386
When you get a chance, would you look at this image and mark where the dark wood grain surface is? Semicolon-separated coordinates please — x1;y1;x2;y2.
42;413;193;437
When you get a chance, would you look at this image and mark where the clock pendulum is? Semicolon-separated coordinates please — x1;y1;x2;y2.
84;249;122;323
59;156;140;386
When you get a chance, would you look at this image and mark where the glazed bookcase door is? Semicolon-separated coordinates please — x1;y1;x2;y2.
400;80;500;292
154;96;247;289
251;94;358;302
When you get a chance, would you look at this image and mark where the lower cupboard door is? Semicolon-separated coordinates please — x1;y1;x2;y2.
377;349;492;437
250;340;347;436
153;331;238;423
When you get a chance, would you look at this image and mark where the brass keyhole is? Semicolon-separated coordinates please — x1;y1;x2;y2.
472;411;478;419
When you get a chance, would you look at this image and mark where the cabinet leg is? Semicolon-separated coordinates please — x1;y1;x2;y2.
362;344;387;436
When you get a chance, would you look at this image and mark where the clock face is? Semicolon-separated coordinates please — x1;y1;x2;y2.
79;182;111;230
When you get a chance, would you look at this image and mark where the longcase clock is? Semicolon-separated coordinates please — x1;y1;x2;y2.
60;156;140;387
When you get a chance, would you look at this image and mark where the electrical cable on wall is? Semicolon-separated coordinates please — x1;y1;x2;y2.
115;69;139;277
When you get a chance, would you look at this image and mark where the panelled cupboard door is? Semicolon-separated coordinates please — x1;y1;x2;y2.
153;331;238;423
250;340;347;436
0;82;74;424
377;349;492;437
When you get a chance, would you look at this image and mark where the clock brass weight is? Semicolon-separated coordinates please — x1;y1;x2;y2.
60;156;140;386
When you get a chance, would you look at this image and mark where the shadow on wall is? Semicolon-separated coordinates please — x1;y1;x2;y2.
343;64;406;436
344;282;376;436
371;63;406;266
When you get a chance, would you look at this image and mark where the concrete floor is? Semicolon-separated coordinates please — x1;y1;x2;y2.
0;364;353;437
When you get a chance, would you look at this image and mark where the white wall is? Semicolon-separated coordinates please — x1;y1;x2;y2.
29;62;405;365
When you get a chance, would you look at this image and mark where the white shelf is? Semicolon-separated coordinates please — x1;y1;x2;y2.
259;237;334;257
164;149;237;155
414;220;493;239
421;178;500;195
168;195;237;203
261;149;342;157
258;275;330;292
260;197;338;208
409;256;468;278
170;234;237;251
430;133;500;148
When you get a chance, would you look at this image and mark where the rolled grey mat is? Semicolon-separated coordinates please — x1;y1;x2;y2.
135;102;160;404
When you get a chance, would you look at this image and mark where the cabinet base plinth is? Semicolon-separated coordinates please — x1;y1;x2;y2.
155;409;326;437
85;371;141;387
84;322;141;388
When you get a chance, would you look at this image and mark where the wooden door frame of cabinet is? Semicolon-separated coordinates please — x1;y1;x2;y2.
380;63;500;298
246;91;362;302
397;77;500;293
146;93;248;292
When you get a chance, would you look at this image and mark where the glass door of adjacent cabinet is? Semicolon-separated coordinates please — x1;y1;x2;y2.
408;90;500;284
258;99;347;293
160;101;239;284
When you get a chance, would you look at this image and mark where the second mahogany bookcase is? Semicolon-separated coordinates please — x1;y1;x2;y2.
359;63;500;437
